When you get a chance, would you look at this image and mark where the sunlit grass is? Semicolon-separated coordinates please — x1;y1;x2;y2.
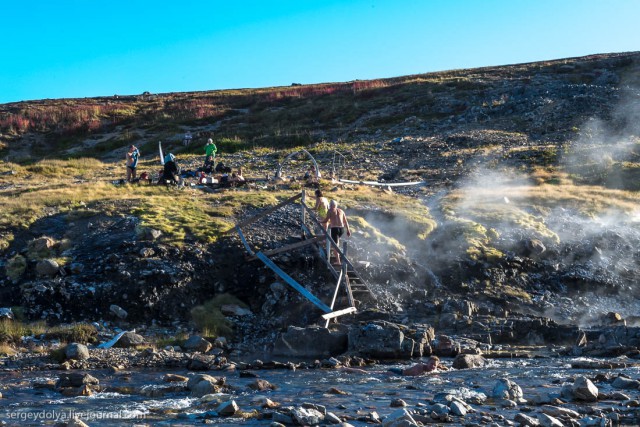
340;187;437;239
350;216;405;252
191;294;247;337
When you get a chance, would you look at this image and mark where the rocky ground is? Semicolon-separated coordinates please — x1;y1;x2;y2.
1;53;640;395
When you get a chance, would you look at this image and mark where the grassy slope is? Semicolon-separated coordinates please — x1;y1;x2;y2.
1;52;640;269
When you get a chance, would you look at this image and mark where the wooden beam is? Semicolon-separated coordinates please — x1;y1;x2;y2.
338;179;425;187
224;193;302;234
325;269;344;328
256;252;332;313
247;236;323;261
321;306;357;320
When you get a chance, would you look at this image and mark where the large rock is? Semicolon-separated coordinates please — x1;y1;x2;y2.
382;408;418;427
273;326;347;358
348;322;416;359
220;304;252;317
432;335;460;357
64;418;90;427
56;373;99;388
291;406;324;426
187;374;225;397
116;331;146;348
29;236;55;257
64;343;90;361
217;400;239;416
182;336;213;353
572;376;598;402
538;413;563;427
514;413;540;426
612;376;640;390
492;378;523;401
452;354;487;369
109;304;128;319
248;379;277;391
36;259;59;276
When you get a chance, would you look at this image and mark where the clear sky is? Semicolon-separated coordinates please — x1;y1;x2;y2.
1;0;638;104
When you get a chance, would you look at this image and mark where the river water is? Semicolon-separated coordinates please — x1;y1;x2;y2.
1;356;639;426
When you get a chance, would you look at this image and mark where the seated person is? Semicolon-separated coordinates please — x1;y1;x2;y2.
230;168;246;186
159;153;181;185
202;155;215;173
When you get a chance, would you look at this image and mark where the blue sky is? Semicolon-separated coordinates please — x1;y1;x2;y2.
1;0;638;104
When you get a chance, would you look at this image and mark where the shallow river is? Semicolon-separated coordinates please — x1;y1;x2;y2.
1;357;639;426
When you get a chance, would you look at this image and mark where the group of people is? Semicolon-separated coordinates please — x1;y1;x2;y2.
125;136;249;187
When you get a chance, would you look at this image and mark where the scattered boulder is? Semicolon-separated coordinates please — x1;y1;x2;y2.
452;354;487;369
492;378;523;401
572;376;599;402
64;418;90;427
36;259;59;276
187;355;213;371
109;304;128;319
220;304;252;317
349;322;416;359
382;408;418;427
187;374;225;397
291;406;325;425
390;398;407;407
612;376;640;390
514;413;540;426
248;379;277;391
538;413;563;427
432;335;460;357
116;331;146;348
56;373;99;388
449;401;468;416
163;374;188;382
274;326;347;358
182;335;213;353
217;399;239;416
64;343;90;361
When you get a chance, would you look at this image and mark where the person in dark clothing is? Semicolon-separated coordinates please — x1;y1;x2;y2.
159;153;181;185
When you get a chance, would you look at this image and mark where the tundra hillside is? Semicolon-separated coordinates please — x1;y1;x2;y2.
1;52;640;355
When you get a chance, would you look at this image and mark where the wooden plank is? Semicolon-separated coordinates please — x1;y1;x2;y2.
342;242;355;307
225;193;302;234
256;252;332;313
325;269;344;328
235;226;255;256
338;179;425;187
247;237;323;261
321;306;357;320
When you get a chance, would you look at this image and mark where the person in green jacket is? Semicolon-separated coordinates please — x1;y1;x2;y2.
203;138;217;171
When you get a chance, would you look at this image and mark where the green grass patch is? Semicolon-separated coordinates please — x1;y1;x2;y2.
42;323;98;344
0;320;47;344
5;255;27;282
350;216;405;252
134;195;234;245
190;294;247;337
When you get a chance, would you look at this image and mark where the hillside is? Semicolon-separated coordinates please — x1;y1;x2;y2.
1;51;640;351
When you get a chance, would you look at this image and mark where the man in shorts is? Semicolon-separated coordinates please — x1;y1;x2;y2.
320;200;351;264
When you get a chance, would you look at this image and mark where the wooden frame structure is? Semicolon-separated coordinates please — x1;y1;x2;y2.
231;190;370;324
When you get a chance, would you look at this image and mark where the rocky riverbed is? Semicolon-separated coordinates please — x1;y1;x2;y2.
3;353;640;426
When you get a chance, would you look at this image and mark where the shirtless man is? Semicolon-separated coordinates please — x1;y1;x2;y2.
387;356;447;376
320;200;351;264
342;356;446;376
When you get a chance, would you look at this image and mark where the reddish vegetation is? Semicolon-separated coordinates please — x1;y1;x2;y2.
0;79;391;137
